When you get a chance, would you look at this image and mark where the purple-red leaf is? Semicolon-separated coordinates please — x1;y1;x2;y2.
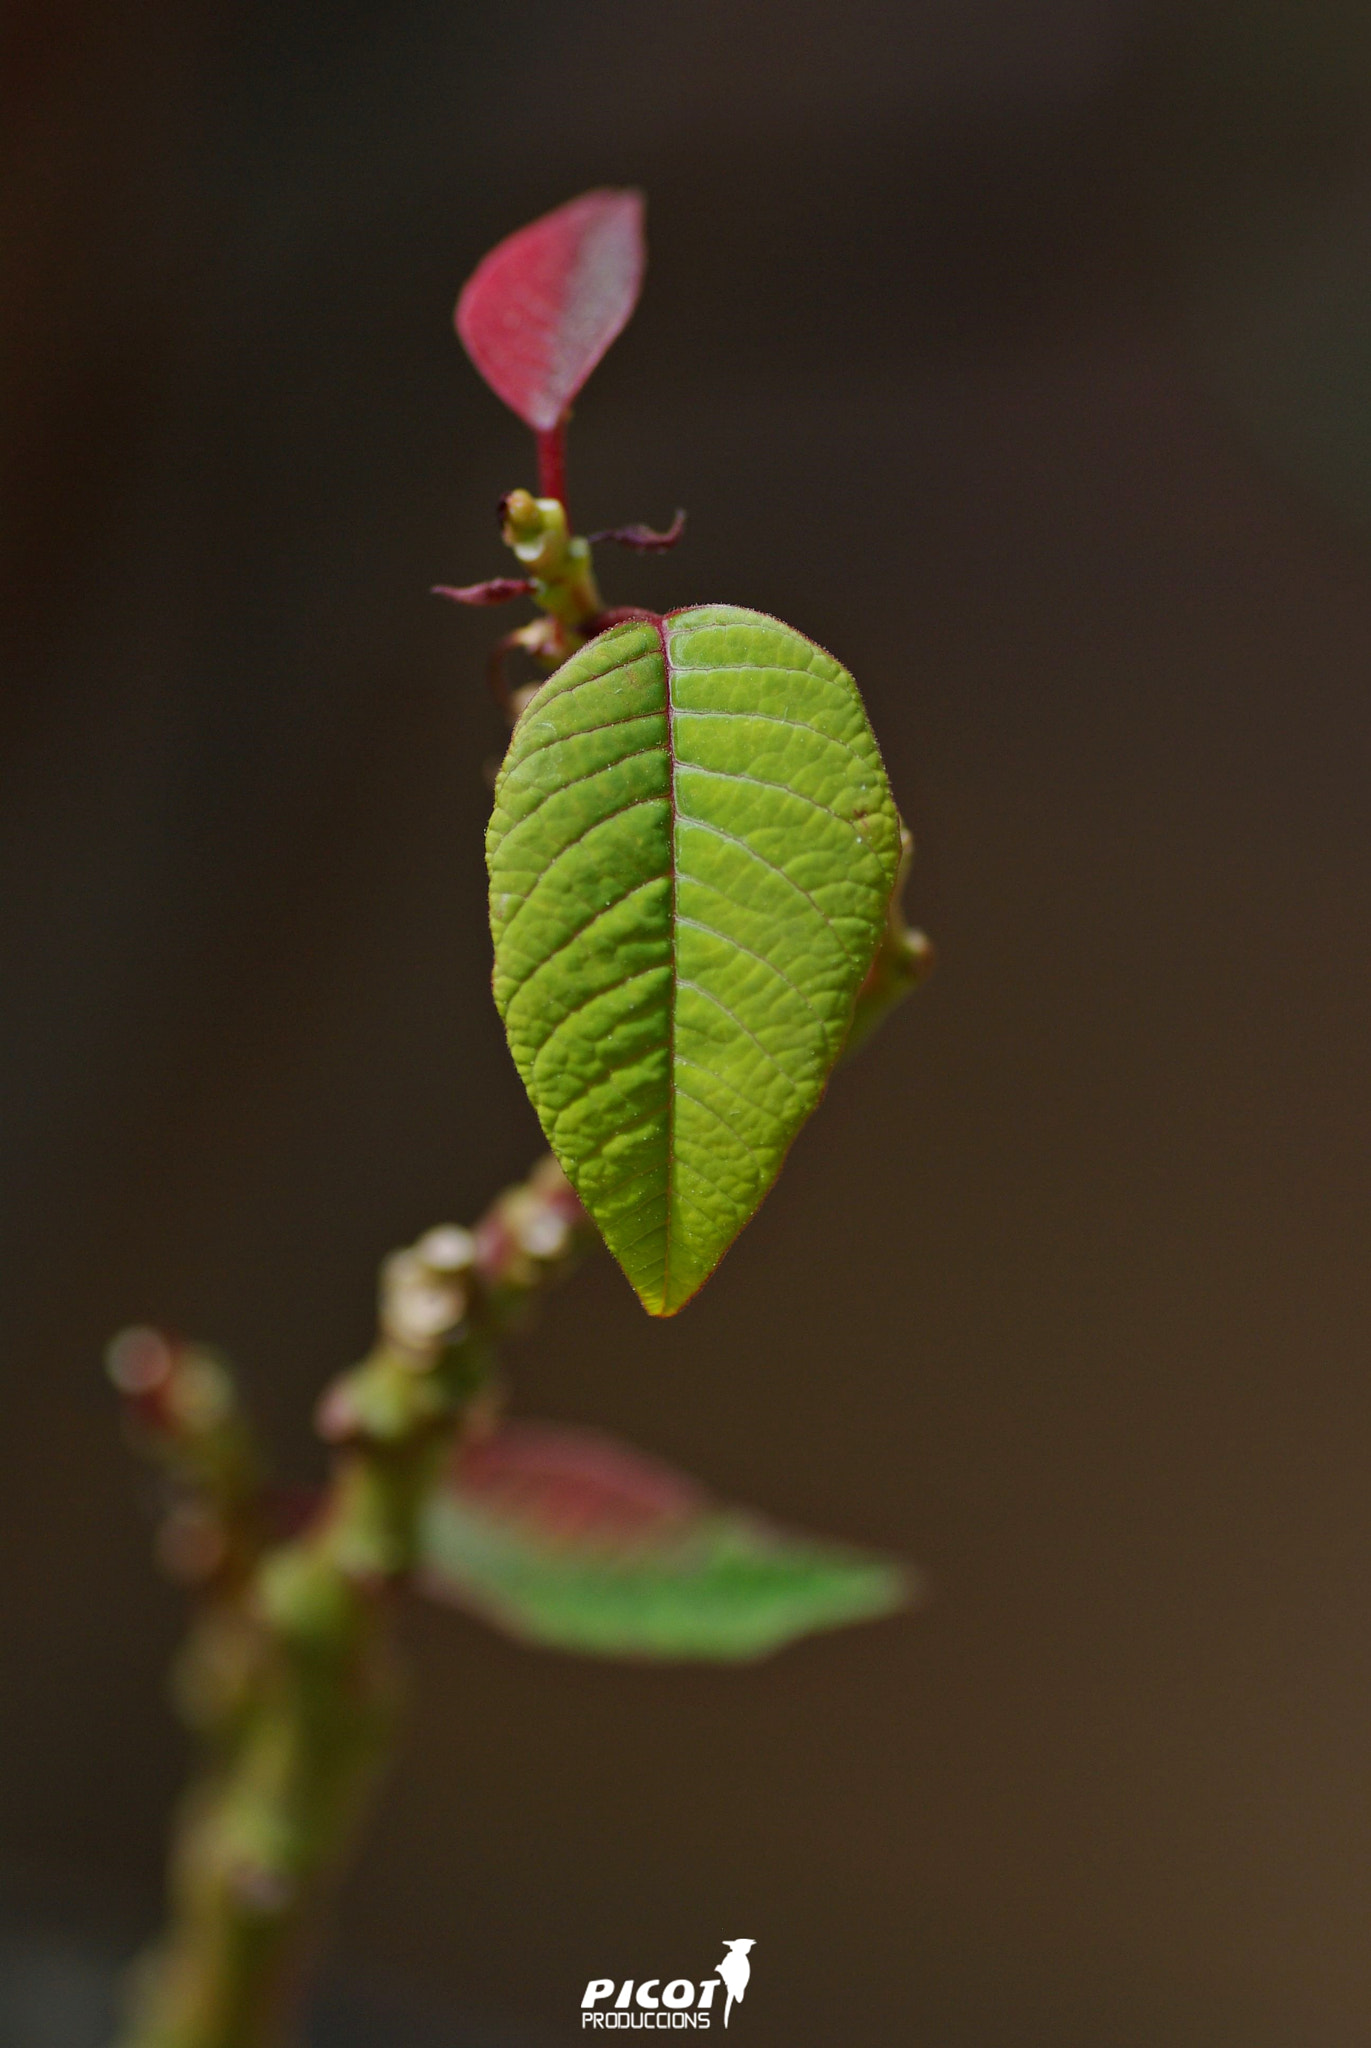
455;189;645;433
589;510;687;553
432;577;535;606
447;1421;702;1547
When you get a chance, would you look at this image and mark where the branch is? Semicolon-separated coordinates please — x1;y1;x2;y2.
110;1159;593;2048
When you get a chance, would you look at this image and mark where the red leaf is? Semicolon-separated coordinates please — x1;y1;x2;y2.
455;189;645;433
589;510;687;554
450;1421;702;1551
431;577;535;606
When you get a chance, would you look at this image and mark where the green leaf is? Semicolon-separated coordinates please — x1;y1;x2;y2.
418;1421;912;1662
486;605;902;1315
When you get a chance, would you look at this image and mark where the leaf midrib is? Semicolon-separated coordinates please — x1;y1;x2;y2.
655;611;679;1315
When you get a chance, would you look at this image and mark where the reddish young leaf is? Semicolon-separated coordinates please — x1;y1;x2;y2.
588;509;687;553
431;576;535;606
418;1419;912;1661
447;1421;702;1549
455;189;645;434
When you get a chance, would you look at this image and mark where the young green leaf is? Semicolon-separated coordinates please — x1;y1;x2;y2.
486;605;902;1315
418;1421;911;1662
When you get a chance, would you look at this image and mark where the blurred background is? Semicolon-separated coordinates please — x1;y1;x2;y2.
5;1;1371;2042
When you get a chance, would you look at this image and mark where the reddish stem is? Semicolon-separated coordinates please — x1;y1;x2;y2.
536;419;568;512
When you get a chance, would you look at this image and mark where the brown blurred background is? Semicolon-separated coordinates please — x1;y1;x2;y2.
5;2;1371;2042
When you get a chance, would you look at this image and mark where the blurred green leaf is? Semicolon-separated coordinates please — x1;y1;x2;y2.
487;606;902;1317
418;1421;912;1662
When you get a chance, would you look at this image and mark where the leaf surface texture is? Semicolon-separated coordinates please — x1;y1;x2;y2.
487;605;901;1313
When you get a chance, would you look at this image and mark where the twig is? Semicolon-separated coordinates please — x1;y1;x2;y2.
110;1159;593;2048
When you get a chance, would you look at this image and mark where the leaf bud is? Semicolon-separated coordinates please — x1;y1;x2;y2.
106;1325;175;1396
379;1249;467;1353
415;1224;476;1274
515;1203;569;1261
500;492;569;577
500;488;541;540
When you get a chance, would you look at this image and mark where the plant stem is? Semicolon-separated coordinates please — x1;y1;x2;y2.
535;418;567;512
843;825;932;1060
111;1159;592;2048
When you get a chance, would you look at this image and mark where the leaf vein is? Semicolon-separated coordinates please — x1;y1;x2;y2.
533;641;654;710
564;1100;666;1153
505;708;665;771
497;744;664;850
588;1163;663;1210
499;795;665;952
528;964;666;1064
673;1082;769;1181
676;977;802;1093
501;870;661;1004
677;761;864;836
670;705;857;753
674;1052;790;1135
674;909;829;1036
675;816;861;969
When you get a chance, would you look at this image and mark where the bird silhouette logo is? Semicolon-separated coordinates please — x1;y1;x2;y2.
715;1940;755;2026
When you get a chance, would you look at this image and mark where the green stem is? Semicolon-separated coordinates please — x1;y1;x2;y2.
120;1565;395;2048
112;1159;593;2048
843;824;933;1059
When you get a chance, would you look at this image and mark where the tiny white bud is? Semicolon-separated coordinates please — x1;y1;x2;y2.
383;1278;466;1349
416;1224;476;1274
517;1207;569;1259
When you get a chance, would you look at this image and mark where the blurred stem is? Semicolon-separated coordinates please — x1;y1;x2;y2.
111;1159;593;2048
843;824;933;1060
